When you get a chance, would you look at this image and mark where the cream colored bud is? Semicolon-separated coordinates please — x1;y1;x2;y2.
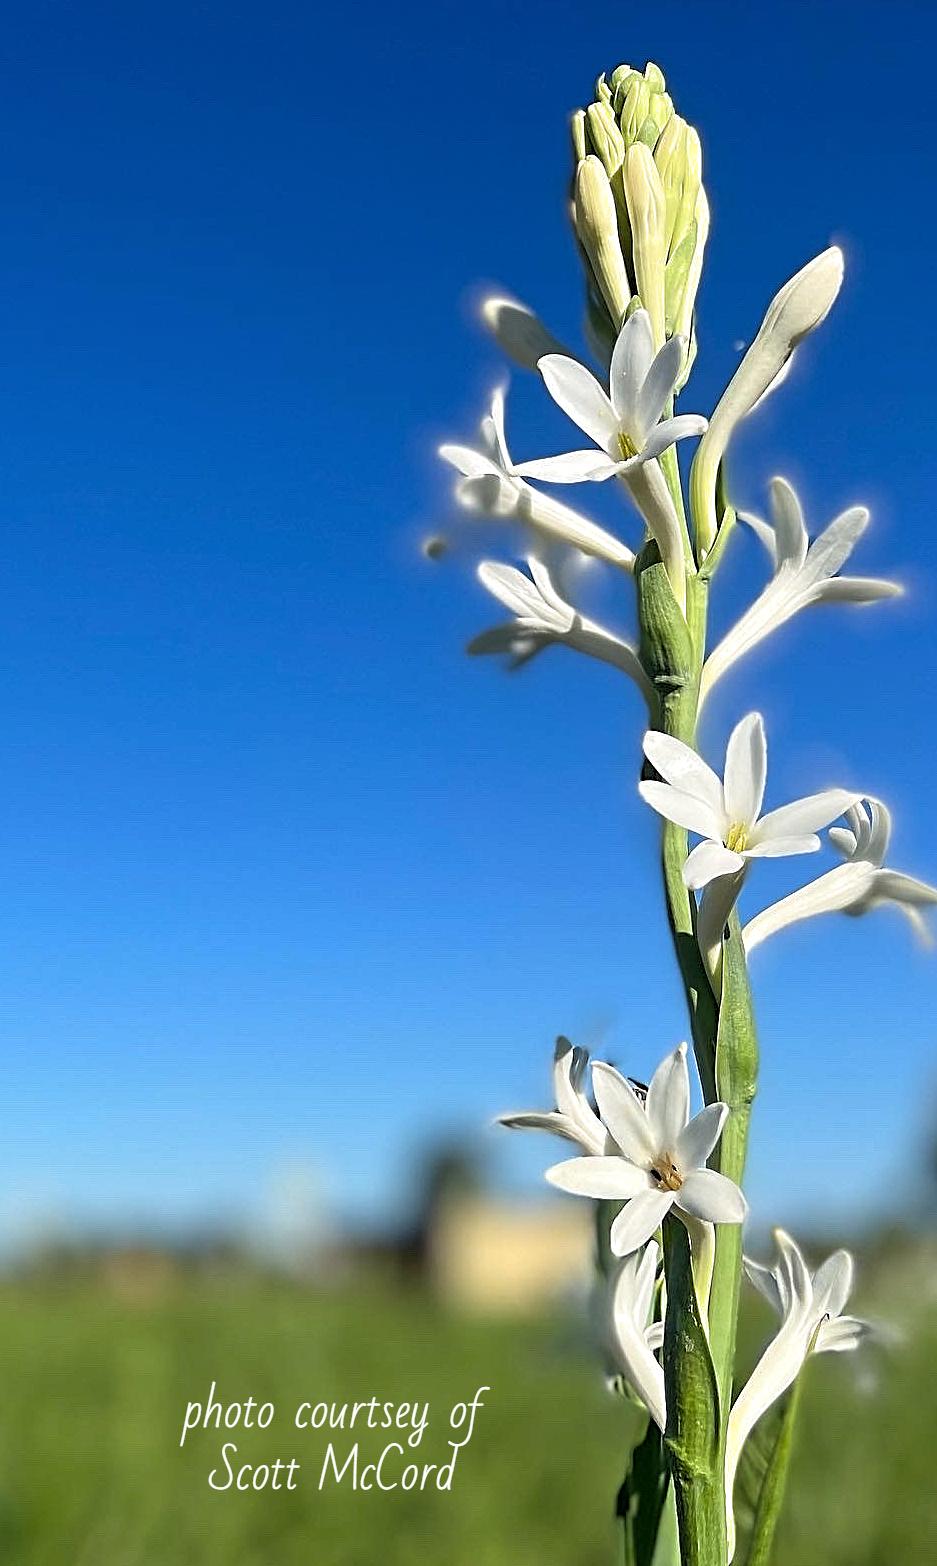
571;108;587;164
622;143;667;347
690;247;845;552
644;62;666;94
574;156;631;326
586;101;625;178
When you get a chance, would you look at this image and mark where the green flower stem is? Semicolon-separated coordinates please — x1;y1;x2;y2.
708;920;759;1415
742;1375;803;1566
637;480;762;1566
662;1217;726;1566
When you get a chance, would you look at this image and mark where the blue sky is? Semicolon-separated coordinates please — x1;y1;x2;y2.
1;0;936;1249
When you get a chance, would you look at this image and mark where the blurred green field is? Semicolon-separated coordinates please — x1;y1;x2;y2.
0;1271;932;1565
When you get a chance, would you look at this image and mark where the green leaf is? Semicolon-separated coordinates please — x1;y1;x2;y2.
617;1419;671;1566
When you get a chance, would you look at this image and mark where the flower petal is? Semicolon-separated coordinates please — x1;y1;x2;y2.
811;1249;854;1319
636;334;685;434
677;1167;747;1223
537;354;619;449
592;1063;657;1164
513;450;621;483
610;1188;675;1255
675;1102;729;1171
439;442;500;480
545;1155;650;1200
768;477;808;569
609;310;654;426
640;413;708;462
743;834;821;859
815;1316;873;1354
645;1044;690;1151
642;732;725;816
754;788;860;842
683;840;745;888
801;505;869;587
814;576;902;604
480;295;571;372
639;782;725;840
724;712;767;826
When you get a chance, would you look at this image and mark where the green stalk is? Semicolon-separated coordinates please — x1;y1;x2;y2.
662;1218;726;1566
742;1377;803;1566
708;920;759;1414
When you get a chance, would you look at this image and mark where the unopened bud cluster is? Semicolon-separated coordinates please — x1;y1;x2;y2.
571;62;707;383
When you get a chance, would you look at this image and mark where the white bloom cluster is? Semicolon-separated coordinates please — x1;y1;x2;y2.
502;1038;875;1555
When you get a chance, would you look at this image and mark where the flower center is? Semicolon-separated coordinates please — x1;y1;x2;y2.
617;429;641;461
649;1154;684;1193
725;821;750;853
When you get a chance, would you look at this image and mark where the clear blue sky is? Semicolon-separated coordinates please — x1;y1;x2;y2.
1;0;935;1249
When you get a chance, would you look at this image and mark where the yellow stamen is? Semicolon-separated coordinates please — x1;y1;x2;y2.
617;429;641;460
649;1154;683;1192
725;822;749;853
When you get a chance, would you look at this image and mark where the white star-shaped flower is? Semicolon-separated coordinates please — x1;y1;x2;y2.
743;796;937;952
603;1240;666;1431
470;556;654;699
439;389;635;569
725;1230;873;1559
513;310;707;485
546;1043;746;1255
639;712;860;890
498;1036;609;1154
701;479;901;701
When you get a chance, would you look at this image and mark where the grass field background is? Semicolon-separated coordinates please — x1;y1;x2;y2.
0;1260;933;1566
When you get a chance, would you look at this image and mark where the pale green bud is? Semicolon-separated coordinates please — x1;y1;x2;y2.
609;63;633;92
594;72;612;106
611;69;640;117
672;127;702;257
648;91;674;136
571;108;587;164
574;155;631;326
654;115;688;254
643;61;666;94
586;101;625;179
620;78;651;147
675;188;710;362
622;143;667;348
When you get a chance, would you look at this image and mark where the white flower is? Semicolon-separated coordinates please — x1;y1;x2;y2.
546;1043;746;1255
639;712;860;890
725;1229;872;1559
743;797;937;952
691;248;844;552
499;1036;609;1154
514;310;706;485
470;556;655;701
439;388;635;569
700;479;901;701
603;1241;666;1431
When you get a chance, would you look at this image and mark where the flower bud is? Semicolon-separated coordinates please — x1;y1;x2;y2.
623;143;667;348
570;62;708;374
690;247;845;552
573;155;631;326
586;101;625;179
